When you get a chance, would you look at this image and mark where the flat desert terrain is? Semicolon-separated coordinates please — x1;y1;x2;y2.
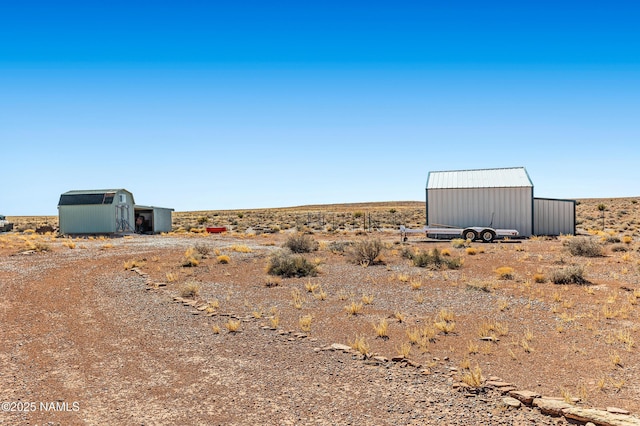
2;198;640;425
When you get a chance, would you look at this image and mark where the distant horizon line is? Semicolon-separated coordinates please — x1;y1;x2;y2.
7;195;640;217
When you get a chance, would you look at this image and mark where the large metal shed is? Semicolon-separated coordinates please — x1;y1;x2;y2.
426;167;575;237
58;189;173;235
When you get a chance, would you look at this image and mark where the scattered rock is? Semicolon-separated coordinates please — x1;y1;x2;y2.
609;407;632;415
533;398;573;416
502;397;522;409
330;343;351;352
509;390;541;405
563;406;640;426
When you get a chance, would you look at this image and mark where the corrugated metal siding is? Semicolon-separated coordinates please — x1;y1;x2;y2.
427;167;533;189
533;198;576;236
427;187;533;236
59;205;117;234
152;208;173;233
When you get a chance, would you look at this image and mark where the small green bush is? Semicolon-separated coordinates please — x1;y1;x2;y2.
565;237;604;257
550;265;588;285
284;233;319;253
349;239;383;266
267;249;318;278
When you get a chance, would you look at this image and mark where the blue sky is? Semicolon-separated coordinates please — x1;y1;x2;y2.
1;1;639;215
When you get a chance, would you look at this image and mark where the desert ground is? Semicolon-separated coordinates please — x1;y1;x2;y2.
1;198;640;425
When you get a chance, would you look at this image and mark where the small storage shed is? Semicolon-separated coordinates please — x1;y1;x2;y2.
426;167;575;237
58;189;173;235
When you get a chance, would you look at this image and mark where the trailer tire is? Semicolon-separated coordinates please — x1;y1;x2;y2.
480;229;496;243
463;229;477;241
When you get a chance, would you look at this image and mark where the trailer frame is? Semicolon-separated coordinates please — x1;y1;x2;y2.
400;225;519;243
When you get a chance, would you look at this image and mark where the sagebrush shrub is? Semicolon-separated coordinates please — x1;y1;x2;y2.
550;265;588;285
267;249;318;278
565;237;604;257
284;233;319;253
349;239;383;266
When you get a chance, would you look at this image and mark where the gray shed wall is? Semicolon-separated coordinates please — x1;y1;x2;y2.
427;187;533;236
533;198;576;236
152;208;173;233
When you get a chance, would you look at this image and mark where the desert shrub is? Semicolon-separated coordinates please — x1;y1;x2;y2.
284;233;319;253
565;237;604;257
611;244;628;252
267;249;318;278
349;239;383;266
194;243;211;257
550;265;588;285
327;241;353;253
412;248;462;270
604;236;621;244
217;255;231;264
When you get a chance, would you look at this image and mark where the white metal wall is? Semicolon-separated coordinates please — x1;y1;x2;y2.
533;198;575;236
427;187;533;236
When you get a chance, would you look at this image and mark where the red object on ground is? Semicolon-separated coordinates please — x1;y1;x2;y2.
206;227;227;234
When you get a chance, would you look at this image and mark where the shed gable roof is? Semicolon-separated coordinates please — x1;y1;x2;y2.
427;167;533;189
58;189;134;206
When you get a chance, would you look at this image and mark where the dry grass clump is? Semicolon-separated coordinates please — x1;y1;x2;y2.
533;272;546;283
180;281;200;298
461;365;484;388
24;240;51;252
217;254;231;264
182;247;202;267
266;249;318;278
348;239;383;266
225;319;242;333
495;266;515;280
345;301;364;316
566;237;604;257
230;244;253;253
434;308;456;334
265;276;282;287
373;318;389;338
123;259;145;270
350;336;370;355
299;314;313;332
284;233;319;253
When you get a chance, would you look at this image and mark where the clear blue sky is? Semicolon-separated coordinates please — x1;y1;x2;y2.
2;1;639;215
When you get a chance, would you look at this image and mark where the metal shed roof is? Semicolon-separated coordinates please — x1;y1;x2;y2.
58;189;135;206
427;167;533;189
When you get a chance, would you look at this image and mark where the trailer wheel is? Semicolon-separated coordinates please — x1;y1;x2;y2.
462;229;477;241
480;229;496;243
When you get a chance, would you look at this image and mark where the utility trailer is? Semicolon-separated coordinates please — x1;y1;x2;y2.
400;225;518;243
0;215;13;232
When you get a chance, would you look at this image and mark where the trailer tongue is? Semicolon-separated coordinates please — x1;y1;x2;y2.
400;225;518;243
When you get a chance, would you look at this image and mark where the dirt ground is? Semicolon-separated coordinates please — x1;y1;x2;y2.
1;199;640;425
